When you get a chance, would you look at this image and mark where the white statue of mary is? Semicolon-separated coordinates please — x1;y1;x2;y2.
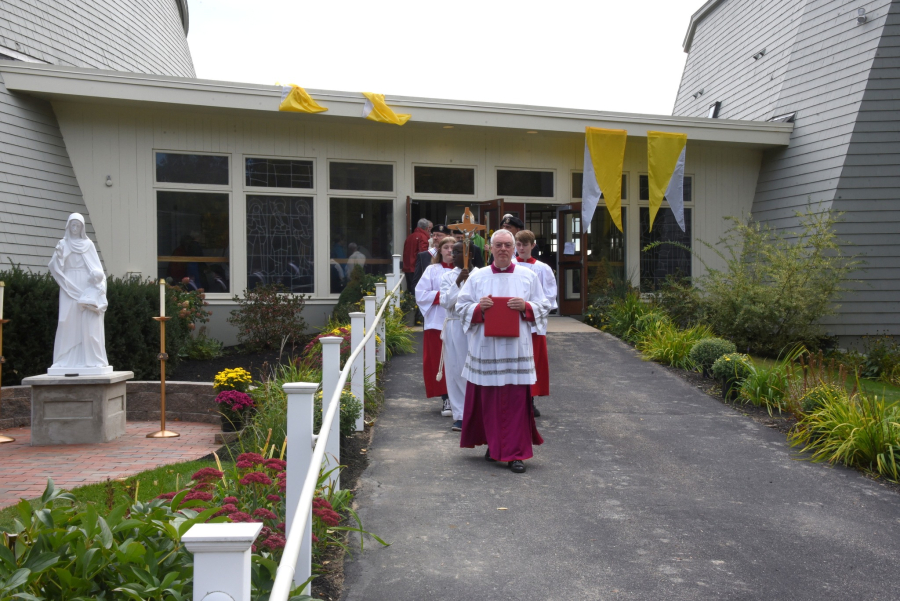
47;213;113;376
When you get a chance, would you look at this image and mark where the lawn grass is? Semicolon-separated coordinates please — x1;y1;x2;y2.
749;355;900;406
0;457;223;532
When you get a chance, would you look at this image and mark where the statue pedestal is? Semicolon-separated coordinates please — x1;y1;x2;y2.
22;371;134;446
47;365;114;376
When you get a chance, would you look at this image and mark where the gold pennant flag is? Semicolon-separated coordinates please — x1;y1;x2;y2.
648;131;688;231
583;127;627;232
362;92;411;125
278;84;328;114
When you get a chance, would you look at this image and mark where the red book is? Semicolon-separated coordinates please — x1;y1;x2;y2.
484;297;521;337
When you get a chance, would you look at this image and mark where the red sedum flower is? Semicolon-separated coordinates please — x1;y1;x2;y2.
240;472;273;486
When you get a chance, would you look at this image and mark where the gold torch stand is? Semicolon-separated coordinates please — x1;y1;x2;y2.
0;319;13;444
147;316;179;438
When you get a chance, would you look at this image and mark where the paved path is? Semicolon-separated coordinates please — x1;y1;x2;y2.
342;324;900;600
0;421;221;507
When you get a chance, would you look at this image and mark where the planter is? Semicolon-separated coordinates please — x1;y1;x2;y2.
721;378;739;401
221;412;244;432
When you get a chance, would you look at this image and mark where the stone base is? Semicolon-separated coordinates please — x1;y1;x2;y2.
21;371;134;446
47;365;114;376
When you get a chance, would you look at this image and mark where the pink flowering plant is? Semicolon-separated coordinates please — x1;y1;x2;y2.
216;389;254;412
301;326;352;368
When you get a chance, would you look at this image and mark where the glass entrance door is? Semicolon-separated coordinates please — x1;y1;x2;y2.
556;203;584;315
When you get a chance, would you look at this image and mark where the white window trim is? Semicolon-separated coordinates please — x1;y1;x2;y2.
495;166;556;201
327;159;397;197
410;162;477;199
153;150;232;191
635;173;695;206
241;154;317;193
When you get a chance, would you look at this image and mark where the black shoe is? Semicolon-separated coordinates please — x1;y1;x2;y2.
532;401;541;418
509;460;526;473
485;448;496;462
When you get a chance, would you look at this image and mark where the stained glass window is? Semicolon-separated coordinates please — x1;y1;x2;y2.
246;195;314;293
246;158;313;189
639;207;692;292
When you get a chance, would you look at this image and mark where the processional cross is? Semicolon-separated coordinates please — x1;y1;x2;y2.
448;207;486;269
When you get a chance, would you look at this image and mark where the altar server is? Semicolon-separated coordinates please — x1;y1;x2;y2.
438;241;479;432
515;230;557;415
457;229;550;474
415;236;456;415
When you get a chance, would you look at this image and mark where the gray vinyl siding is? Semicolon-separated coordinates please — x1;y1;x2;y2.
828;0;900;337
0;0;194;271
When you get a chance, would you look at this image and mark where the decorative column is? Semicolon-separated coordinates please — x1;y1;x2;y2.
349;312;365;432
319;336;342;489
183;522;263;601
283;381;318;593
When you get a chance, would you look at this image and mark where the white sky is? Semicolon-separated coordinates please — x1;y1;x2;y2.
187;0;700;116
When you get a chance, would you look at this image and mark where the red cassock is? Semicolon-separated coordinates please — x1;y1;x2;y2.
460;382;543;462
422;329;448;398
531;333;550;397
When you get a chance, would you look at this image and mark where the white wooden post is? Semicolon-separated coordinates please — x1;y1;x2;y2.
364;296;376;389
183;522;262;601
282;381;318;592
375;282;387;363
392;255;403;309
349;312;365;432
320;336;342;489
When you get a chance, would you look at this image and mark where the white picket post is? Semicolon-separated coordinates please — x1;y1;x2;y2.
375;282;387;363
364;296;376;390
320;336;342;489
183;522;262;601
391;254;403;309
349;312;365;432
282;381;318;592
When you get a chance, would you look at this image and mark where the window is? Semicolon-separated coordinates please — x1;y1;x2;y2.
246;158;313;189
572;173;628;200
586;208;626;285
156;153;229;185
496;169;553;197
414;166;475;195
246;195;314;293
639;175;692;202
330;198;394;293
639;208;692;292
329;162;393;192
157;191;230;292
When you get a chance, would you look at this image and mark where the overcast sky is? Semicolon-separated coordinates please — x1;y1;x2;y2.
187;0;700;116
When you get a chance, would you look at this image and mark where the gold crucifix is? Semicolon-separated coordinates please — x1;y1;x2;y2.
448;207;486;269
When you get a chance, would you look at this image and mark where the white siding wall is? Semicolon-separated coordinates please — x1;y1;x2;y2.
0;0;193;271
53;102;763;342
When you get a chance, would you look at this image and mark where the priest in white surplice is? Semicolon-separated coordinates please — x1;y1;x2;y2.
457;229;550;473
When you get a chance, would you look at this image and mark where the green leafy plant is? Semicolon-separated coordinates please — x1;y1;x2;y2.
604;291;652;340
181;327;223;360
861;333;900;383
331;270;385;324
244;362;323;455
791;391;900;482
652;275;705;328
637;322;715;369
314;389;363;437
799;383;848;414
689;337;737;375
738;346;806;413
229;283;308;354
711;353;753;382
382;304;414;358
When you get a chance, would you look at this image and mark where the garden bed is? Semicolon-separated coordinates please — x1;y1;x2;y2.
168;344;307;383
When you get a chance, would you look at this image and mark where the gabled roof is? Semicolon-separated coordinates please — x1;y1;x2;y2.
683;0;726;53
0;62;792;147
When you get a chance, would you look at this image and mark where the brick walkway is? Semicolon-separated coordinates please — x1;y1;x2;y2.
0;421;221;508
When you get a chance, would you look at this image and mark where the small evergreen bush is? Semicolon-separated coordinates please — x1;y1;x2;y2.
315;388;363;436
690;337;738;374
332;268;384;324
711;353;753;383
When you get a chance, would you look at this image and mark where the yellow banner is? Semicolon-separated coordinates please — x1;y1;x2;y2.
585;127;627;232
278;85;328;114
362;92;411;125
648;131;687;231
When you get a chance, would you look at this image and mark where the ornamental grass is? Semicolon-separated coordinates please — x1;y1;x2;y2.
637;321;715;370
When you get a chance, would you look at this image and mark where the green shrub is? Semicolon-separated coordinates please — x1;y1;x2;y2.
652;275;705;328
711;353;753;383
799;383;849;414
629;310;672;344
861;333;900;382
637;322;715;369
605;291;652;339
791;391;900;481
0;266;203;384
332;268;384;324
245;362;323;454
229;283;307;353
181;327;224;360
689;337;737;374
383;305;414;358
315;388;363;437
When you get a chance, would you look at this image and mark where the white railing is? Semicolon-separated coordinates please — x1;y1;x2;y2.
184;255;405;601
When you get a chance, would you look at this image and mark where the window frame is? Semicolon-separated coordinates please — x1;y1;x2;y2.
326;194;396;299
327;159;396;196
637;173;694;206
153;150;231;191
242;154;317;192
494;167;556;200
571;171;629;203
410;162;477;199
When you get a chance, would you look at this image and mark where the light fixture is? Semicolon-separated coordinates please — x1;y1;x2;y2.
857;8;867;23
443;125;454;129
692;88;704;99
752;48;766;60
526;130;538;134
105;175;113;187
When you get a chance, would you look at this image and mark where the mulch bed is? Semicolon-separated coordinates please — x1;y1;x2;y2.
168;345;302;383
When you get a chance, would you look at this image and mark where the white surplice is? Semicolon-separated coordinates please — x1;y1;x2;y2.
439;266;480;420
515;257;558;335
457;264;550;387
415;262;453;331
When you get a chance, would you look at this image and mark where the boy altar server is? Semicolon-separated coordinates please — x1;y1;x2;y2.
457;229;550;474
416;237;456;415
438;241;479;432
514;229;558;415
